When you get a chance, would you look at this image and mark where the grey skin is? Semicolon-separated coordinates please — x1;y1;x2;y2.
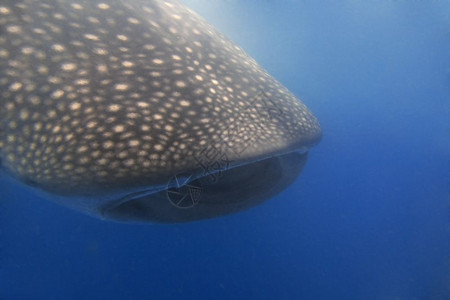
0;0;322;223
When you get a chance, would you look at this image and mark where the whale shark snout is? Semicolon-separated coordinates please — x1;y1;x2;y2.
0;0;321;222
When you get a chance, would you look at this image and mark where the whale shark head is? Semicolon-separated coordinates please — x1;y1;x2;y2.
0;0;321;222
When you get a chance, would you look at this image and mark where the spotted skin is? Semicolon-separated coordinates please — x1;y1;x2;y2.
0;0;321;222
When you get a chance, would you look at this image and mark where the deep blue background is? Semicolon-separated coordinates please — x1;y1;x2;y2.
1;1;449;299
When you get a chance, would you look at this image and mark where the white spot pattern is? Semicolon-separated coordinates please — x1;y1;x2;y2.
0;0;321;196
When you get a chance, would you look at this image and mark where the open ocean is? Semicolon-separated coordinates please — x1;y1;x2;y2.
1;1;449;299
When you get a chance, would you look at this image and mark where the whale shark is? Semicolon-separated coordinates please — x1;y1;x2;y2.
0;0;322;222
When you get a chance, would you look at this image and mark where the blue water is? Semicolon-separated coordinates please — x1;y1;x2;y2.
1;1;449;299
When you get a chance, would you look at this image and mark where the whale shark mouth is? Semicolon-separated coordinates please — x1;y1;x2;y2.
103;151;308;223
